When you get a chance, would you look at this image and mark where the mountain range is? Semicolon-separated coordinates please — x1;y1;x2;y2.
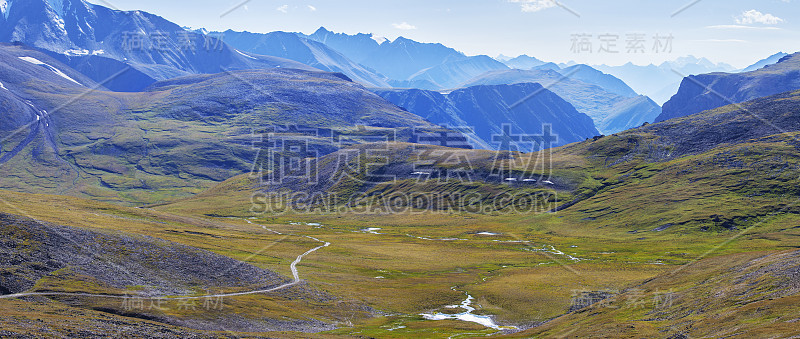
213;29;390;88
4;0;760;137
0;43;435;204
558;64;639;97
374;83;600;151
658;52;800;122
2;0;795;193
216;26;656;132
593;56;737;105
460;69;660;134
5;0;787;132
0;0;314;91
499;55;547;70
304;27;510;90
306;28;465;81
740;52;789;73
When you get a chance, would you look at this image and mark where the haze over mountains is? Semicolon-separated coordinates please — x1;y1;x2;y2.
0;0;603;152
459;68;660;134
0;0;796;187
499;55;547;70
216;30;391;88
3;0;793;141
304;27;510;89
592;56;737;105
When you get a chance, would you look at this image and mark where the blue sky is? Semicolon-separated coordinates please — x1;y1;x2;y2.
86;0;798;68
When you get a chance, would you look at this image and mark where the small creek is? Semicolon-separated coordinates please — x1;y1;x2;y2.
420;291;516;330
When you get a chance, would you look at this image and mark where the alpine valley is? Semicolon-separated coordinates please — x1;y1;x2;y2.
1;0;800;338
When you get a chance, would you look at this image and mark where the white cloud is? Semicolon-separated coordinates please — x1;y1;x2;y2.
392;22;417;30
735;10;784;25
706;24;780;30
307;5;316;11
509;0;556;13
276;4;289;13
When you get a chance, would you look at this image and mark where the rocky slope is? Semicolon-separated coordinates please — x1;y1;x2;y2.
0;213;288;296
0;209;343;334
0;300;248;339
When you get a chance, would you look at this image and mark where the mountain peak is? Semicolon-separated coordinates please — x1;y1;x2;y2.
393;36;410;43
314;26;331;35
495;54;512;62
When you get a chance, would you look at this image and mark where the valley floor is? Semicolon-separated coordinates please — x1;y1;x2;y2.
2;190;800;338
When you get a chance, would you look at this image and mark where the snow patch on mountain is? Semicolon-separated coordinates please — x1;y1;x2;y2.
371;35;387;44
64;49;105;56
18;56;81;85
65;49;89;56
45;0;65;17
1;0;11;19
235;49;257;60
51;15;67;34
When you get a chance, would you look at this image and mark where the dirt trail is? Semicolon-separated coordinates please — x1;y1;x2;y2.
0;219;329;300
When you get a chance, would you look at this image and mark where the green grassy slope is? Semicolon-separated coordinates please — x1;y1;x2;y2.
0;191;372;335
162;89;800;228
3;80;800;337
146;89;800;336
505;250;800;338
0;58;439;205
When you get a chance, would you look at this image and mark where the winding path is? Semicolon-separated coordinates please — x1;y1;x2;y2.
0;220;330;300
0;101;43;166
